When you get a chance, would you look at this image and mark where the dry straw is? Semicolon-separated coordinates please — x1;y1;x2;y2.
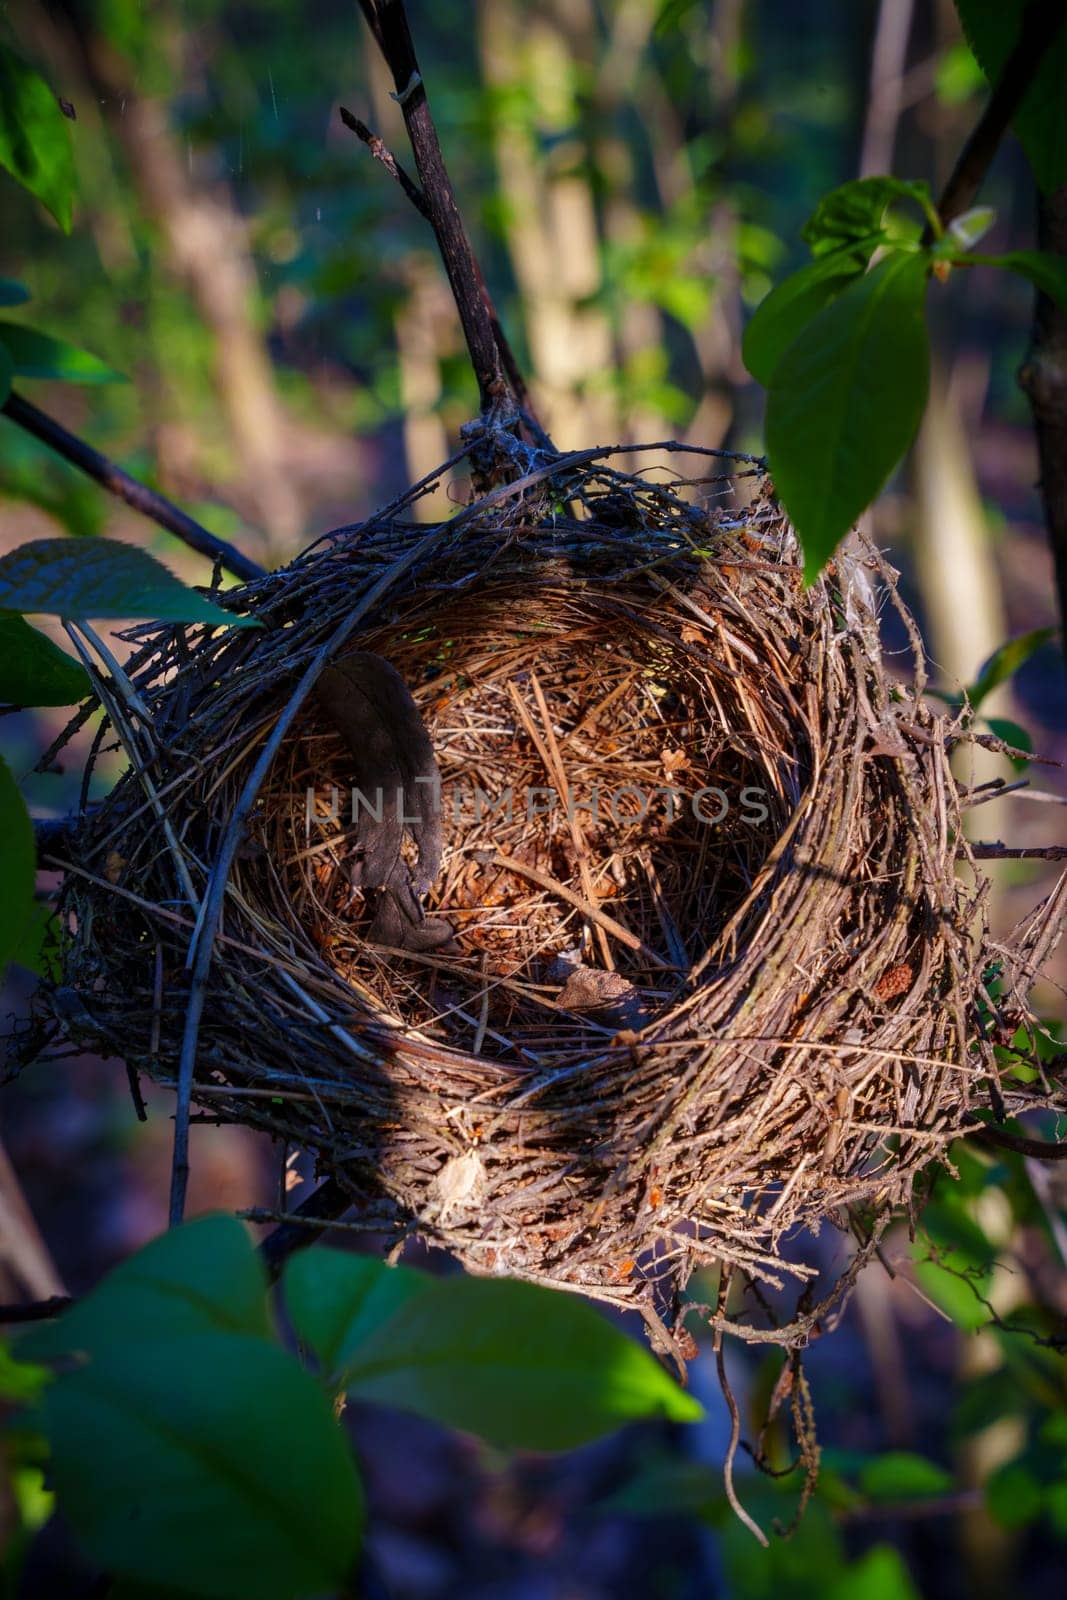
29;437;1067;1375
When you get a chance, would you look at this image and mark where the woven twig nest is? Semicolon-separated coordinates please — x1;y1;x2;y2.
32;440;1067;1357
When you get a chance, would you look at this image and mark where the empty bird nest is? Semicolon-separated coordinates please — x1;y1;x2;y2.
26;434;1067;1361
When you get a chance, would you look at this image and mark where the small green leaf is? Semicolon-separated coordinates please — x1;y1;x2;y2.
339;1272;703;1451
22;1215;272;1364
946;205;996;252
986;1459;1045;1530
0;753;36;975
0;323;124;384
0;277;30;307
0;1343;50;1403
0;45;76;231
968;627;1055;709
801;177;933;257
743;241;881;386
284;1247;426;1380
42;1332;364;1600
858;1452;954;1502
765;250;930;581
826;1546;921;1600
0;612;91;705
955;1;1067;192
0;538;259;627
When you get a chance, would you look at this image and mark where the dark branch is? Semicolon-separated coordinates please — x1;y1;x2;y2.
933;1;1067;231
969;841;1067;861
0;1294;73;1324
1;391;266;584
1019;182;1067;659
353;0;541;429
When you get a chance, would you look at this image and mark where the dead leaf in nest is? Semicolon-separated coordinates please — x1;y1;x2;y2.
431;1148;485;1219
557;966;635;1010
660;746;691;778
873;963;913;1002
680;622;704;646
105;851;126;884
609;1258;636;1283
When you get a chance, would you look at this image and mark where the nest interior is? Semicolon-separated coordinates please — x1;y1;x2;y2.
31;443;1066;1350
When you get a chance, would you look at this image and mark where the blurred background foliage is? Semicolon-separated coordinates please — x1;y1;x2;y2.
2;2;1067;1597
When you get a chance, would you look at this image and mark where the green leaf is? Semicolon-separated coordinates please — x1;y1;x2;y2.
9;901;60;980
0;277;30;307
858;1452;954;1502
42;1332;364;1600
0;612;90;705
0;323;125;384
800;178;933;257
597;1455;720;1519
743;241;882;386
986;1458;1045;1529
0;538;259;627
970;250;1067;310
945;205;996;252
283;1247;427;1380
0;45;76;231
954;1;1067;192
765;250;930;581
826;1547;921;1600
338;1271;703;1451
968;627;1055;709
0;337;11;407
0;1343;50;1403
0;753;36;975
22;1215;272;1364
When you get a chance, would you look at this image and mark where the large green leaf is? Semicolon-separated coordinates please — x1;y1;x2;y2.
825;1547;921;1600
955;1;1067;192
0;753;36;975
22;1215;272;1364
0;44;75;231
0;338;11;407
800;177;932;257
742;242;881;387
0;612;90;705
0;538;259;627
336;1269;703;1450
766;250;930;582
0;323;125;384
0;277;30;307
42;1332;364;1600
284;1247;427;1379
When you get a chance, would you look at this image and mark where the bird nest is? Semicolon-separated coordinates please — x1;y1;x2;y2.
30;440;1067;1360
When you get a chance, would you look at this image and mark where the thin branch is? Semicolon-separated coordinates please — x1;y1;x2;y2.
353;0;539;428
1;390;266;583
339;105;428;218
0;1294;73;1324
968;841;1067;860
932;1;1067;231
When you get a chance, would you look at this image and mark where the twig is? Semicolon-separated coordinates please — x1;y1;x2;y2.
0;1294;74;1324
1;390;265;583
968;841;1067;861
932;1;1067;232
339;106;428;218
353;0;536;425
714;1267;769;1547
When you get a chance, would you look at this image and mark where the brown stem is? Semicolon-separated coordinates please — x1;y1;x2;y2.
1;391;265;583
932;1;1067;231
1019;182;1067;656
354;0;540;430
969;842;1067;861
